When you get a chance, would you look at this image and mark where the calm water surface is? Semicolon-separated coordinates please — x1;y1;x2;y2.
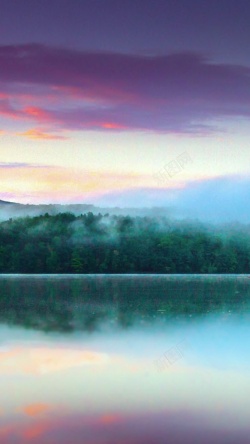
0;274;250;443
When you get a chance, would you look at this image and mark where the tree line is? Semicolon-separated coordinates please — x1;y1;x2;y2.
0;212;250;273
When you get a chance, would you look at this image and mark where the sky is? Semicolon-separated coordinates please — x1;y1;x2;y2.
1;0;250;220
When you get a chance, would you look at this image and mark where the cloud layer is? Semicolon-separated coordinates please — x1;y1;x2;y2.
92;174;250;223
1;45;250;135
1;165;250;223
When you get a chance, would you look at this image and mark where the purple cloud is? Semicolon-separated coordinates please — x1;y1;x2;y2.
0;45;250;133
0;162;54;169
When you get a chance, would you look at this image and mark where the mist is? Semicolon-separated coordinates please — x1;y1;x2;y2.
91;175;250;224
1;209;250;274
1;174;250;226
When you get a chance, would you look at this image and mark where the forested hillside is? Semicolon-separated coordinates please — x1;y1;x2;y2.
0;212;250;273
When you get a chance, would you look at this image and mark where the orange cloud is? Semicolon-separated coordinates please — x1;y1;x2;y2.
0;130;5;135
17;128;67;140
0;164;155;203
20;403;50;417
0;346;108;375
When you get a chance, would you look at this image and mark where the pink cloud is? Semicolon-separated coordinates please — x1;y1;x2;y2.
0;98;21;120
100;122;128;130
0;45;249;134
23;106;51;121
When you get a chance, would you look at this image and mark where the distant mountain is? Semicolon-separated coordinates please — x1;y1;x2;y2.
0;199;172;221
0;200;95;220
0;199;19;205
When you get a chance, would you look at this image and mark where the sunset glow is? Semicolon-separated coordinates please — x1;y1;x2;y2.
0;0;249;214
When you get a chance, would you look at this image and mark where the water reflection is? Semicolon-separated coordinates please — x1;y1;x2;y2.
0;275;250;443
1;274;250;332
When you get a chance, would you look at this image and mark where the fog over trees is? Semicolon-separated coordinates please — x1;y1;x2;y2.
1;212;250;274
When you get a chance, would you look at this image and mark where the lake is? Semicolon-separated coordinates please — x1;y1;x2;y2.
0;274;250;443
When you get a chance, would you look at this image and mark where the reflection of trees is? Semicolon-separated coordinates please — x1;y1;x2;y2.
0;276;250;333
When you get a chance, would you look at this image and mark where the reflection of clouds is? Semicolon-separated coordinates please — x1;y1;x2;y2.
22;422;50;440
0;420;51;442
0;346;108;375
1;410;250;444
0;424;13;441
0;411;123;443
99;414;122;425
19;404;50;417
